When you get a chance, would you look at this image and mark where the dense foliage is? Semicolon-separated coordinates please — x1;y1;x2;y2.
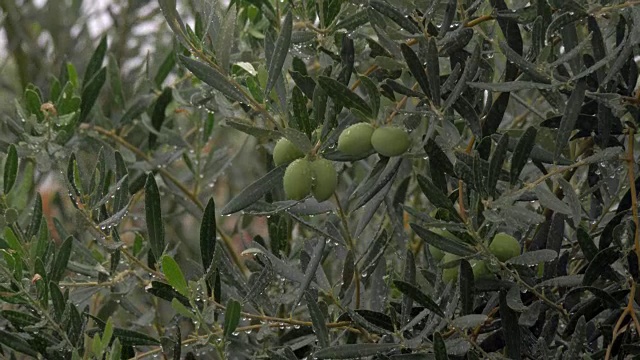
1;0;640;359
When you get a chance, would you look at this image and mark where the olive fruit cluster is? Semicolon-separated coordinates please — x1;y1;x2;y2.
338;123;410;158
274;138;337;202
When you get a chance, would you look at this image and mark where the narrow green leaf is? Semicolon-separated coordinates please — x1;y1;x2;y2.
162;256;188;297
400;43;431;99
358;76;380;118
317;76;372;117
282;127;313;154
583;247;620;286
459;259;474;315
79;67;106;122
576;228;598;261
468;81;557;92
26;192;43;240
83;36;108;89
291;86;312;137
50;236;73;283
200;198;216;271
369;0;420;34
221;165;287;215
3;144;18;194
314;344;399;359
411;223;476;256
393;280;445;317
452;96;482;138
486;134;509;197
425;38;441;106
108;54;125;107
158;0;191;49
145;174;165;260
113;151;129;213
434;332;448;360
88;314;161;346
265;11;292;95
146;281;191;307
223;298;241;338
417;175;459;219
294;239;325;308
510;126;537;184
149;87;173;149
443;43;480;110
305;292;329;348
554;78;587;162
499;289;522;359
154;51;176;89
534;185;572;215
179;55;248;104
499;40;551;84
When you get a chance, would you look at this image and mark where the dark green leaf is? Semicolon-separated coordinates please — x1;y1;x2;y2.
292;87;312;137
554;78;586;162
499;41;551;84
393;280;445;317
400;43;431;99
468;81;557;92
265;11;292;95
26;193;42;240
459;260;474;315
200;198;216;271
351;157;402;210
425;38;441;106
411;223;474;257
221;165;286;215
317;76;372;117
149;87;173;149
50;236;73;283
510;126;537;184
443;43;480;110
417;175;459;219
83;36;107;89
583;247;620;286
576;228;598;261
434;332;448;360
359;76;380;118
50;282;65;321
314;344;399;359
158;0;190;49
294;239;325;307
146;281;191;308
179;55;248;104
3;144;18;194
369;0;420;34
486;134;509;197
223;298;241;338
339;250;355;299
452;96;482;138
108;54;125;107
499;289;522;359
79;67;106;122
145;174;165;260
88;314;161;346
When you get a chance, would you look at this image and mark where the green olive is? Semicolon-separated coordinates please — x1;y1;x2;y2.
489;232;521;262
310;158;337;202
273;138;304;166
337;123;374;157
471;260;492;280
441;253;460;283
283;159;312;200
371;126;411;157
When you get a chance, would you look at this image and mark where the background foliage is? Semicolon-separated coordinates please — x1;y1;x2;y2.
1;0;640;359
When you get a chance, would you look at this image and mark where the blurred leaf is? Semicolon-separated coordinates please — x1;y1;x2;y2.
158;0;191;49
179;55;248;104
224;119;280;139
393;280;445;317
221;165;286;215
265;11;292;95
200;198;216;271
3;144;18;194
161;256;188;297
108;54;125;107
510;126;537;184
469;81;556;92
145;174;165;260
154;51;176;89
0;330;39;357
223;298;241;338
507;249;557;266
500;289;522;359
50;236;73;283
314;344;399;359
451;314;488;329
554;79;587;161
317;76;372;117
